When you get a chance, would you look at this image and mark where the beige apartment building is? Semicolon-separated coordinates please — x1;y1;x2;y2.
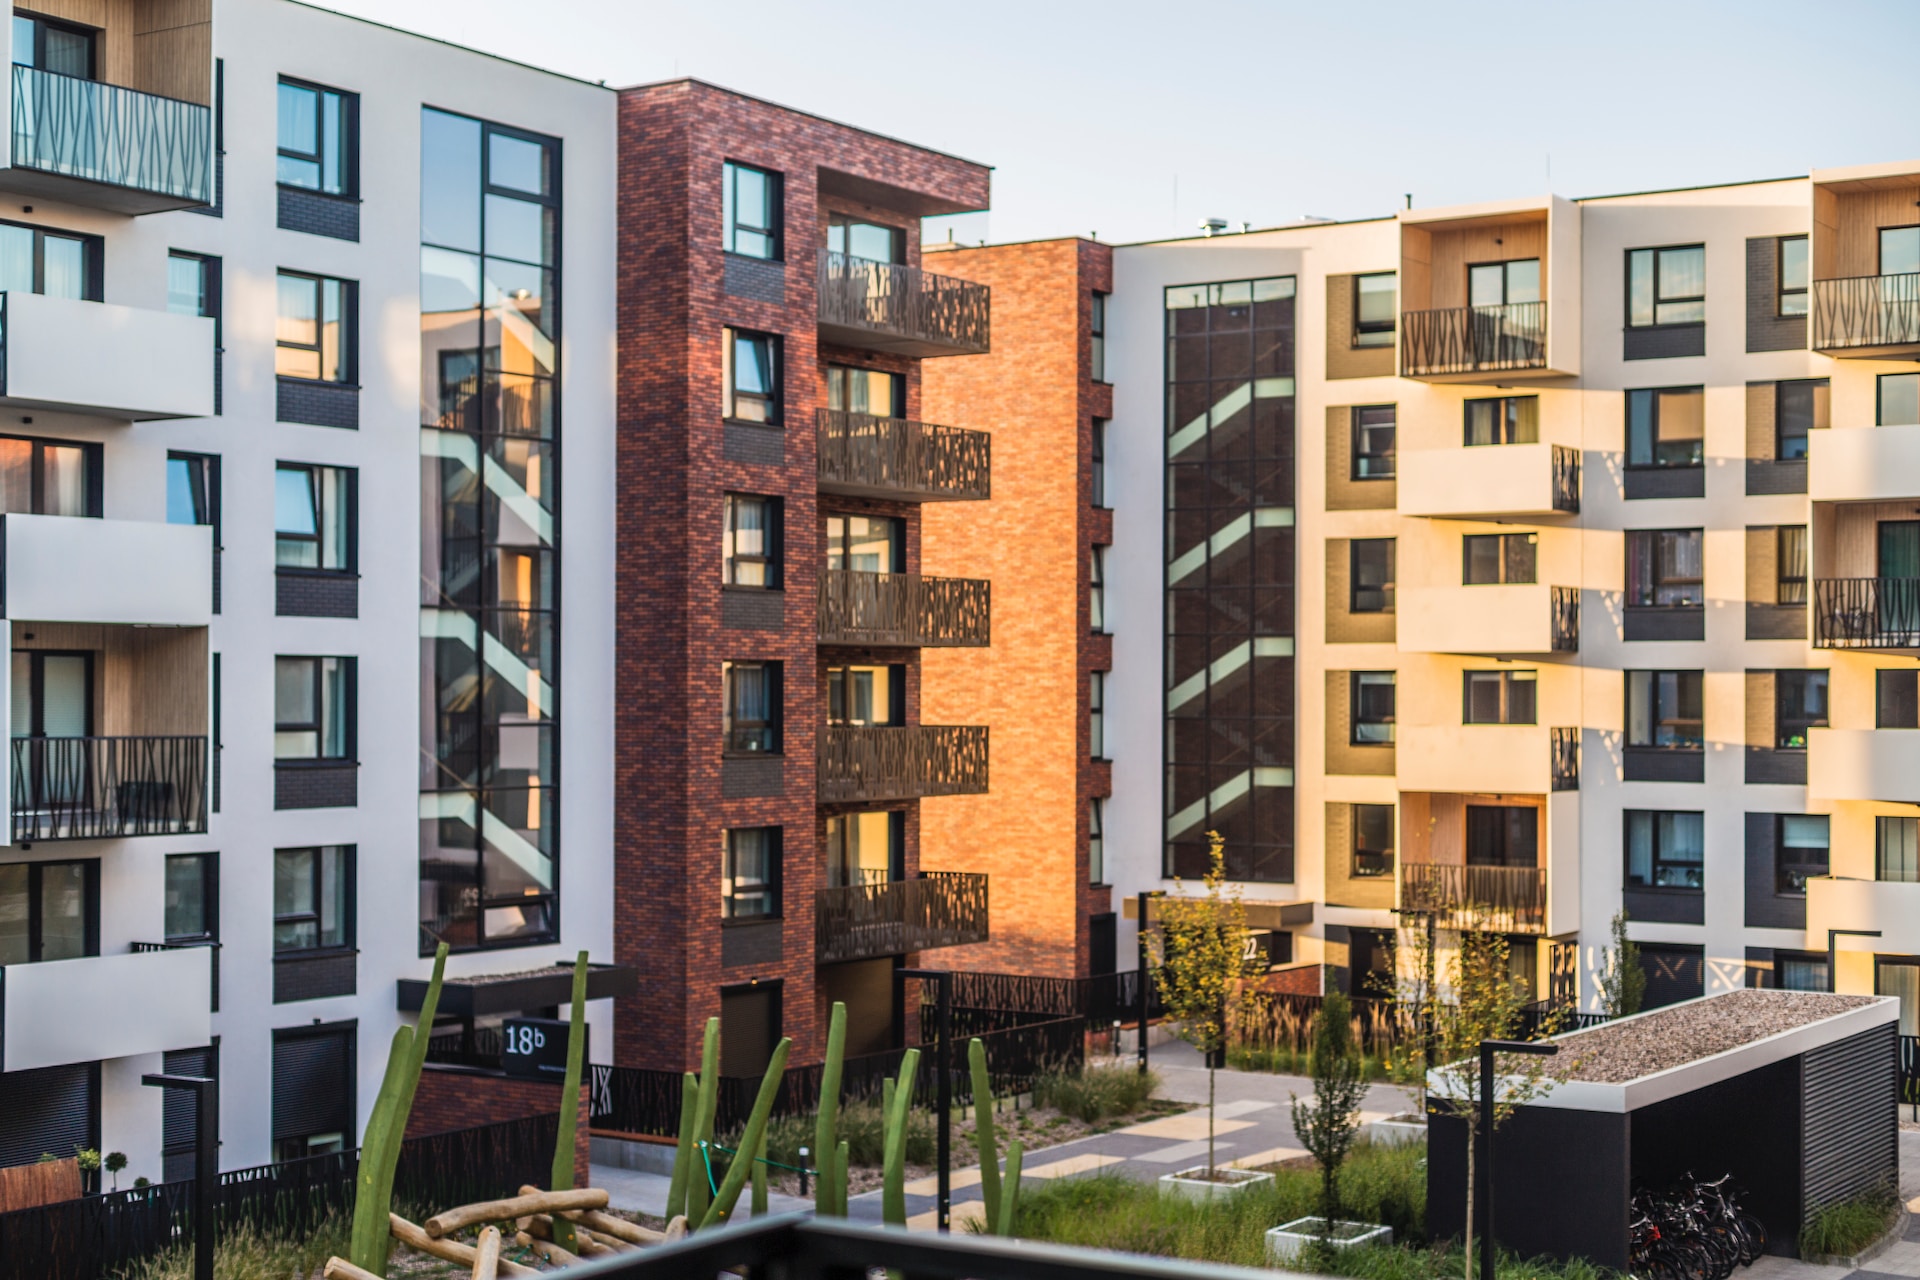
1100;159;1920;1023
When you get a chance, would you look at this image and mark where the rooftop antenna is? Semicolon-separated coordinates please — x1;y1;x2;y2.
1405;193;1413;209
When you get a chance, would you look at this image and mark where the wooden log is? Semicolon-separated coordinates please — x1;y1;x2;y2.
425;1188;609;1238
580;1227;639;1253
514;1231;579;1266
665;1214;688;1241
389;1213;537;1277
322;1258;383;1280
471;1225;501;1280
516;1185;661;1247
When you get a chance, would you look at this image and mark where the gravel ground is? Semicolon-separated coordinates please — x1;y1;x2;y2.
1551;990;1881;1084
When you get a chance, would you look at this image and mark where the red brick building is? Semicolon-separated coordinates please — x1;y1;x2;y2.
613;80;997;1074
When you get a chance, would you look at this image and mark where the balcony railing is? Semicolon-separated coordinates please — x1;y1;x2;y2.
1551;444;1581;513
1812;273;1920;352
1400;862;1546;934
815;871;989;965
817;250;990;357
818;725;988;804
1401;301;1547;377
11;66;212;208
1550;586;1580;653
1813;577;1920;649
818;570;990;647
11;735;208;842
816;409;990;503
1551;726;1580;792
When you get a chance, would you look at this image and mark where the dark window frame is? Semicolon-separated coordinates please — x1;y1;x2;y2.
1626;528;1704;609
1877;372;1919;427
1624;809;1704;891
721;160;782;261
1089;797;1105;885
824;363;903;417
1775;379;1825;460
276;76;359;199
1466;258;1541;307
166;251;221;345
722;660;782;755
274;270;357;385
1774;815;1829;897
1350;671;1395;745
1349;538;1395;614
1090;291;1108;381
166;452;220;543
1877;669;1918;730
1352;405;1396;479
0;857;100;962
272;844;355;954
273;461;356;575
1878;815;1919;883
723;328;781;425
1776;235;1809;318
1466;804;1539;868
13;12;96;79
1091;418;1108;507
1627;386;1706;470
1463;669;1537;725
273;655;357;763
14;649;94;737
1462;532;1537;585
1774;670;1828;750
0;217;103;301
1351;803;1394;878
1777;526;1809;605
1626;244;1707;329
1352;272;1397;347
1625;669;1705;750
825;661;902;729
0;432;103;516
722;826;781;920
164;852;219;944
1463;395;1538;447
723;493;781;589
1880;225;1920;277
825;215;905;265
823;512;904;575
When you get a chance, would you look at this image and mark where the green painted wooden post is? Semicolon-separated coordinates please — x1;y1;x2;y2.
815;1002;847;1217
698;1037;792;1229
664;1071;698;1221
547;952;589;1252
968;1037;1000;1231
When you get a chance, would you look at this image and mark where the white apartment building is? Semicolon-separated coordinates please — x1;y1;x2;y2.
0;0;616;1184
1103;162;1920;1025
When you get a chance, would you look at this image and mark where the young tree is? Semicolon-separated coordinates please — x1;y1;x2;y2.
1382;915;1440;1117
1599;910;1646;1018
1291;990;1368;1243
1153;829;1256;1177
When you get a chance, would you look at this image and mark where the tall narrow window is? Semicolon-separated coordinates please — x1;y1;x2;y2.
1089;671;1106;758
1877;669;1919;729
275;272;352;383
723;329;779;423
277;78;355;196
1775;816;1829;895
1090;547;1108;632
168;253;221;412
274;657;354;760
1775;671;1828;749
724;495;777;587
0;435;97;517
164;853;217;944
273;845;353;951
1351;672;1395;744
1463;396;1538;446
1353;405;1396;479
1625;810;1704;889
1627;387;1705;469
167;453;218;531
274;463;353;572
1353;272;1397;347
1878;816;1919;884
1463;533;1536;585
1090;291;1108;380
722;828;779;918
1777;526;1809;604
0;859;98;963
1627;246;1706;327
723;662;780;753
1776;380;1826;459
1349;539;1395;613
1626;670;1704;749
1626;530;1704;608
1879;373;1920;427
721;162;780;260
1352;804;1394;877
1089;799;1105;884
1091;419;1108;507
1777;236;1809;317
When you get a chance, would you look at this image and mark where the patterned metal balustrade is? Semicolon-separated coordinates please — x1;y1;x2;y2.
11;735;208;842
814;870;989;965
816;409;990;502
1551;586;1580;653
1401;300;1547;377
1551;726;1581;792
818;569;990;647
1813;273;1920;353
1400;862;1547;934
11;66;212;208
817;250;990;356
817;725;988;803
1813;577;1920;649
1551;443;1582;513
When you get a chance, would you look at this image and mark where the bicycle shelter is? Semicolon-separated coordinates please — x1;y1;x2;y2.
1428;990;1898;1268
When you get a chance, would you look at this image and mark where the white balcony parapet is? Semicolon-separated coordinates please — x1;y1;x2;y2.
1808;728;1920;804
1397;443;1580;519
1807;876;1920;955
1396;724;1552;795
1398;584;1577;655
3;948;211;1072
1809;424;1920;503
1;292;214;420
5;514;212;626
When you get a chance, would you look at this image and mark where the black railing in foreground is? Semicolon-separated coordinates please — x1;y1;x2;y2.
130;940;220;1012
1401;300;1547;376
0;1113;556;1280
816;408;991;501
1551;586;1580;652
1551;725;1581;792
1400;862;1547;933
11;66;212;205
1813;577;1920;648
815;870;989;964
1551;442;1581;513
818;568;990;647
1813;272;1920;351
817;250;991;354
12;735;208;842
817;724;989;803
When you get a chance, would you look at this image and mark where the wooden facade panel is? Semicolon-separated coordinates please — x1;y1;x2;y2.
133;21;213;105
1829;185;1920;279
1826;501;1914;578
25;0;211;102
1426;218;1548;312
12;621;208;736
1745;671;1774;749
1746;526;1779;604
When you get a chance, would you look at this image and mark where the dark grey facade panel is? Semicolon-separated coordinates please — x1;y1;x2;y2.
1801;1024;1898;1222
1624;607;1705;642
1746;459;1808;496
277;379;359;430
722;920;784;968
722;589;785;631
1747;604;1807;641
1625;322;1707;361
278;187;361;242
276;572;359;619
723;421;785;467
275;763;359;810
273;951;358;1004
1747;237;1808;354
721;755;784;799
271;1025;354;1141
1745;749;1808;786
724;254;786;305
1624;468;1706;501
1623;887;1705;926
1623;748;1705;783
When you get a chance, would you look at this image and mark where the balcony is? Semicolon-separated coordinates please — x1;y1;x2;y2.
814;871;989;965
1401;302;1546;378
1399;862;1546;935
817;725;988;804
818;570;990;647
12;735;208;842
816;410;990;503
7;65;213;214
1398;584;1578;656
817;251;989;357
2;947;211;1072
1811;274;1920;358
1811;578;1920;649
0;292;214;420
4;515;213;625
1807;876;1920;955
1397;443;1580;518
1397;724;1580;795
1809;425;1920;502
1807;728;1920;804
1396;196;1578;381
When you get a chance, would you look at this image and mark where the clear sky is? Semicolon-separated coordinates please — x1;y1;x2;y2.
315;0;1920;246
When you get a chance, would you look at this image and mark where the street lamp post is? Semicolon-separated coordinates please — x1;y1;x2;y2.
1827;928;1882;993
1136;889;1161;1076
1477;1038;1558;1280
897;968;952;1231
142;1072;217;1280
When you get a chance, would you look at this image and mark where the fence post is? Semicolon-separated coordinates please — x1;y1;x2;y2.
142;1072;216;1280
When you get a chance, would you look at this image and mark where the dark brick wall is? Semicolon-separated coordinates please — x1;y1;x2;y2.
1746;459;1807;495
1623;887;1705;925
276;571;359;618
1745;748;1808;786
1744;812;1806;929
721;588;785;631
722;920;783;968
1747;604;1807;640
1623;467;1705;500
277;379;359;430
1623;607;1704;642
614;80;990;1073
278;187;361;242
1624;323;1706;361
1622;748;1704;784
274;763;358;810
724;254;786;305
1747;237;1808;353
409;1067;590;1187
273;950;358;1003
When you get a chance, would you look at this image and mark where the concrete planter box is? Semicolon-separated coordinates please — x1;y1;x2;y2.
1158;1166;1273;1202
1365;1113;1428;1146
1267;1218;1393;1263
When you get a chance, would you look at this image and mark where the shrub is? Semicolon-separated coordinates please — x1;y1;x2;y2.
740;1096;932;1172
1802;1189;1898;1259
1033;1065;1160;1123
116;1214;352;1280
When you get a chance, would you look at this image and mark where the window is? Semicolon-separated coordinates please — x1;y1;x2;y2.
1463;670;1537;725
1349;539;1395;613
1351;672;1395;745
1627;245;1706;327
1089;671;1106;758
1881;226;1920;277
1777;952;1828;992
724;495;778;587
275;272;352;383
167;252;220;335
1775;816;1829;896
1626;670;1704;749
825;811;900;887
1468;259;1540;307
1463;396;1538;446
1777;236;1809;317
0;859;97;964
826;216;903;265
273;846;352;952
272;1027;353;1164
1879;960;1920;1035
0;434;97;516
1627;387;1705;469
1463;533;1536;585
1352;804;1394;877
825;365;901;417
1091;419;1108;506
1775;671;1828;749
165;853;217;943
723;661;780;753
274;656;354;760
1776;380;1825;460
1353;272;1396;346
1625;810;1704;890
1626;530;1703;608
1090;546;1108;631
1089;799;1105;884
723;329;779;423
12;13;94;78
277;78;355;196
1879;816;1919;883
274;464;353;572
824;514;902;574
1091;291;1108;380
826;663;900;727
1777;526;1809;605
1878;373;1919;428
0;221;100;300
721;162;780;260
1877;669;1918;729
722;827;779;919
1466;806;1538;868
1352;406;1395;479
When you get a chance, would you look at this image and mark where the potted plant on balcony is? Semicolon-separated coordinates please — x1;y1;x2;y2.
1270;991;1392;1262
1154;831;1271;1202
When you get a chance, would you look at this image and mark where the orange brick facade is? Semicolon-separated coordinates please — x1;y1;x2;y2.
919;238;1115;977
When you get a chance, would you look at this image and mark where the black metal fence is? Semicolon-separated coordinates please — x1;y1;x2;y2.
11;734;209;842
1812;577;1920;648
1401;300;1547;376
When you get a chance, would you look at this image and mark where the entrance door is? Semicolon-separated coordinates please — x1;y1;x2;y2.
718;984;781;1078
11;652;92;810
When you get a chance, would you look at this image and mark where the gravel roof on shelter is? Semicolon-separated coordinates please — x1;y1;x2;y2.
1547;990;1882;1084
